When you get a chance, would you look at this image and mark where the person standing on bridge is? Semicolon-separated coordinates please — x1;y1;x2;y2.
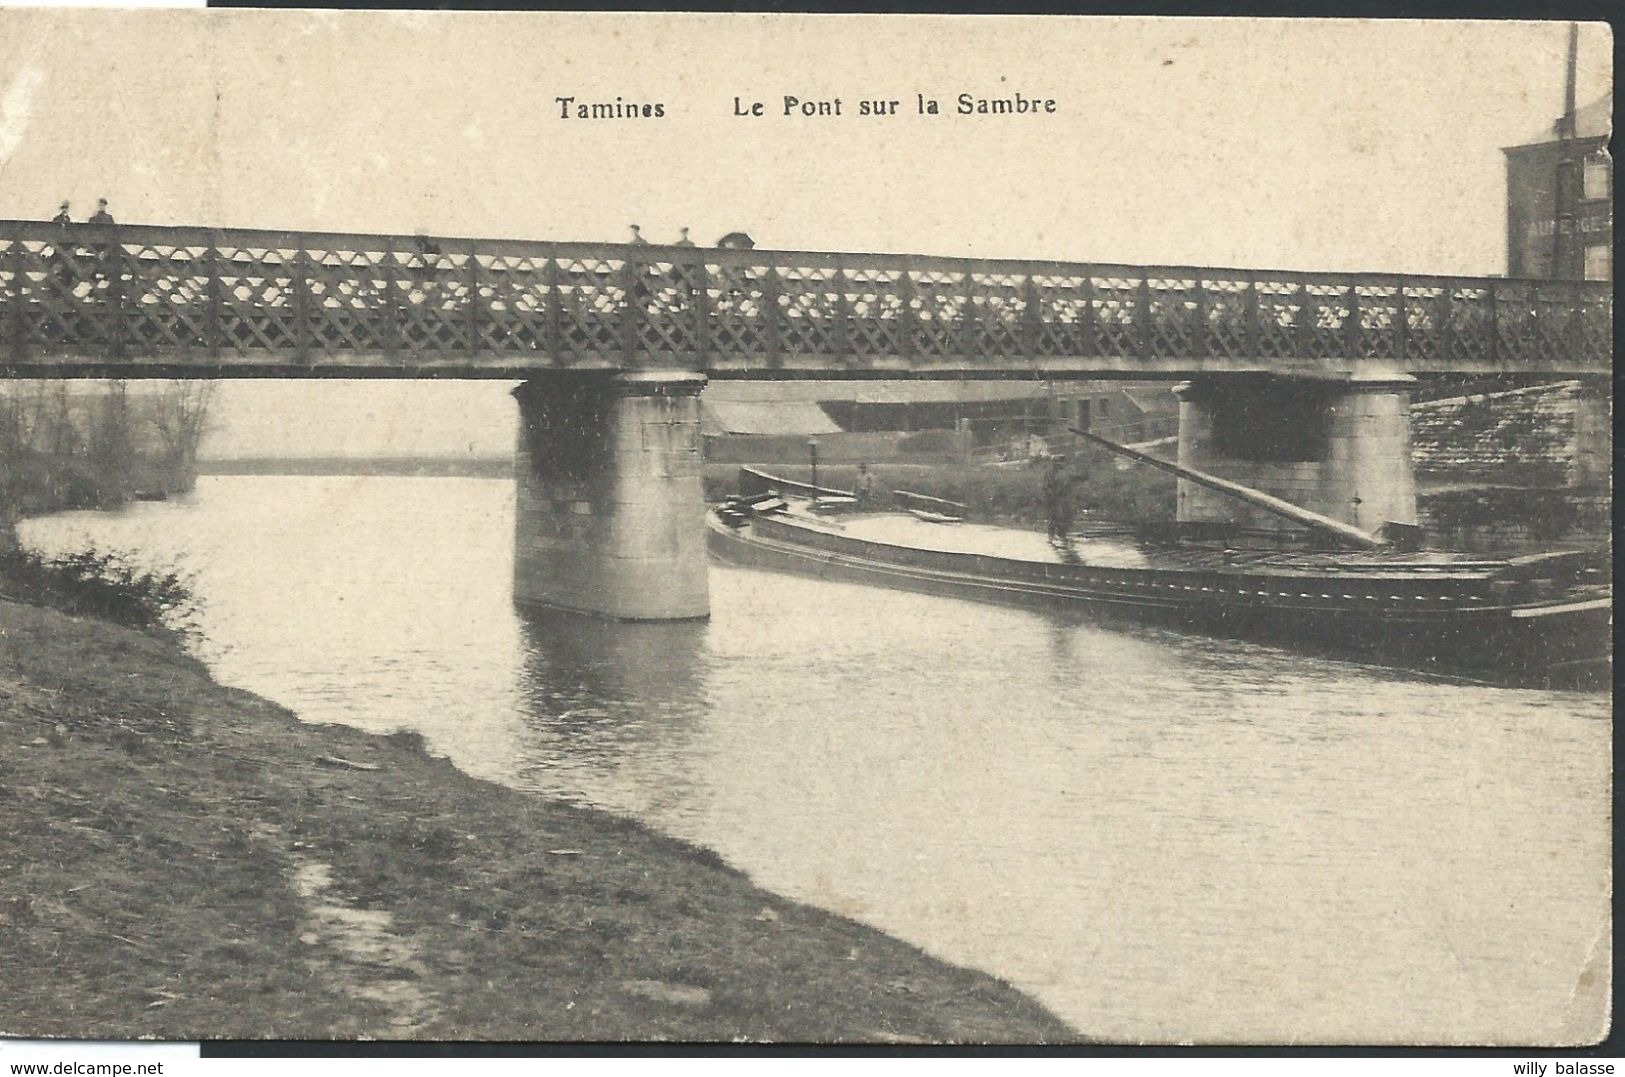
668;227;699;312
713;231;756;312
49;202;75;291
411;233;442;283
86;199;117;291
626;225;656;312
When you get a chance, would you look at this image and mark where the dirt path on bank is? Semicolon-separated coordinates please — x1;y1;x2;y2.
0;599;1074;1043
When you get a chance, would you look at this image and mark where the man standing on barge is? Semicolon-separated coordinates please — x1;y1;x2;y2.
1044;454;1074;547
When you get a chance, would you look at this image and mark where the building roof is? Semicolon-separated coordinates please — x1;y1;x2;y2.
704;379;1052;406
1119;387;1177;415
701;399;843;436
842;381;1050;405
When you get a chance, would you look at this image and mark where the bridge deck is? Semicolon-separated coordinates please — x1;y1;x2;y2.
0;220;1610;378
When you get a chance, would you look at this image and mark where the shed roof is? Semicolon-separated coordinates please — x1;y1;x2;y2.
701;399;843;436
843;381;1049;405
704;379;1052;405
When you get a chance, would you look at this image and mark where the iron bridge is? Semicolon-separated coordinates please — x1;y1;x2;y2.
0;219;1611;378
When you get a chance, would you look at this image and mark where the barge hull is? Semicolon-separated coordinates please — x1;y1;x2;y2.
708;514;1609;688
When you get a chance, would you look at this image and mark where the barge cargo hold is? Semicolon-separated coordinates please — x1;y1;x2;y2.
707;472;1610;688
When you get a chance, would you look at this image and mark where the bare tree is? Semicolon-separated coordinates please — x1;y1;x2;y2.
89;381;135;499
150;381;216;490
43;384;80;459
0;383;50;455
0;384;41;552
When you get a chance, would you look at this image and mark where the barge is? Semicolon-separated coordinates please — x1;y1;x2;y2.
707;465;1610;688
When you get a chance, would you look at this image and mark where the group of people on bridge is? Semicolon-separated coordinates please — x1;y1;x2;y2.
47;199;119;292
53;199;116;228
623;224;757;318
626;224;756;251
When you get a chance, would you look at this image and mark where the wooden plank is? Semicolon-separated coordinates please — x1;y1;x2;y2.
1071;427;1388;550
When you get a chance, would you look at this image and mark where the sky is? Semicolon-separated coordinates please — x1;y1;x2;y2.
0;12;1610;458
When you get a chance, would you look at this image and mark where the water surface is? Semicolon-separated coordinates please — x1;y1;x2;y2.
22;475;1611;1043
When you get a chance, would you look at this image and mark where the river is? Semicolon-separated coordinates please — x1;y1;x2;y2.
20;475;1611;1044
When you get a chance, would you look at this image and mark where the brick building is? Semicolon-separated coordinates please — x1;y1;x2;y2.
1503;93;1611;280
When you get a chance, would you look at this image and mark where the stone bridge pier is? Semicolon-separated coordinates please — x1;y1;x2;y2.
512;371;709;621
1173;373;1419;537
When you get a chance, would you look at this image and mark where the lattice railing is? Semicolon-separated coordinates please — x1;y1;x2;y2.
0;219;1611;373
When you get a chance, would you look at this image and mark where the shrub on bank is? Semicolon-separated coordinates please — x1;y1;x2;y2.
0;547;196;631
1;450;192;519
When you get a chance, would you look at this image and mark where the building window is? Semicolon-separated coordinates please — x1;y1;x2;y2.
1584;244;1611;281
1583;156;1611;201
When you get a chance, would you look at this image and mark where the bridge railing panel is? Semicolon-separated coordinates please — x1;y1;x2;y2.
476;250;551;361
3;227;127;360
0;220;1611;373
1197;275;1254;360
1579;285;1612;364
1399;284;1446;365
551;254;624;365
911;269;967;362
841;266;904;363
1144;275;1203;362
1445;285;1495;369
121;240;207;358
1350;284;1403;360
214;241;297;359
305;241;389;357
965;270;1027;362
631;258;699;363
703;260;764;365
1025;272;1087;360
777;265;843;366
1251;276;1304;360
1491;280;1594;373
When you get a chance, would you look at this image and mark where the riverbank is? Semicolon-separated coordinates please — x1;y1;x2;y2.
1;448;198;556
0;594;1074;1042
198;456;513;479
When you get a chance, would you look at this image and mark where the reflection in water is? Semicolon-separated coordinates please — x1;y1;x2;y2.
18;475;1611;1043
519;607;708;720
513;608;709;817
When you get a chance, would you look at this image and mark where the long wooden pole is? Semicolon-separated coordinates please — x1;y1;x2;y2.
1068;427;1388;550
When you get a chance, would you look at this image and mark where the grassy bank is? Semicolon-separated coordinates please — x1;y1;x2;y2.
0;592;1073;1042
